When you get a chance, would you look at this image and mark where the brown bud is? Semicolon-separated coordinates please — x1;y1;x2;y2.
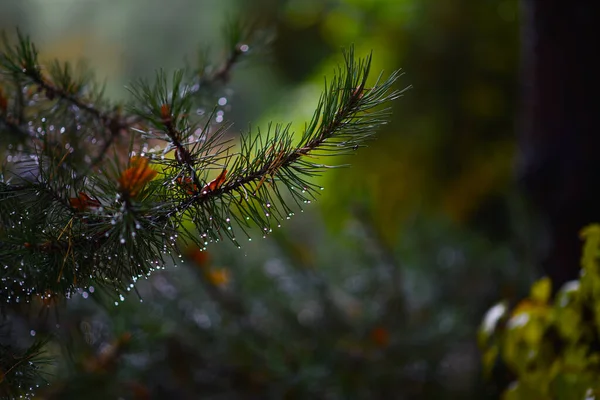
160;103;171;123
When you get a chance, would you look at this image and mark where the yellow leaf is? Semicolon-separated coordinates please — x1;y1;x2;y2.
522;320;544;346
530;277;551;305
555;307;581;341
511;299;538;316
580;224;600;275
579;224;600;240
482;346;499;377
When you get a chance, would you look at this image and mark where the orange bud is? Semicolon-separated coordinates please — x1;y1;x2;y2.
176;176;198;195
186;247;210;268
69;192;101;211
205;268;230;287
370;326;390;348
119;157;157;198
201;169;227;193
160;104;171;122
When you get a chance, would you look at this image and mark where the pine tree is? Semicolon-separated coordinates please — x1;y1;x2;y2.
0;25;402;398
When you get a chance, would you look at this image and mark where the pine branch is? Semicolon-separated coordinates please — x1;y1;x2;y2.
0;331;53;399
0;28;405;308
0;75;31;141
195;18;266;88
0;31;135;175
179;49;404;240
1;32;106;122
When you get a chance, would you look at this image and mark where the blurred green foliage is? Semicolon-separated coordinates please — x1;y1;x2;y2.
27;215;518;398
480;225;600;399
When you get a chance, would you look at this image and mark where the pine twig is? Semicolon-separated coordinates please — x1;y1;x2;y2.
1;30;405;309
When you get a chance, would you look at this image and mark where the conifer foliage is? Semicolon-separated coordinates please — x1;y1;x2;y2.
0;27;401;396
0;30;400;302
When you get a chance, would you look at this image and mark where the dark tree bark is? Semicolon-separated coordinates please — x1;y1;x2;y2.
519;1;600;288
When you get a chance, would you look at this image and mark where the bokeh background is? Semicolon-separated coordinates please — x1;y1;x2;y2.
1;0;531;398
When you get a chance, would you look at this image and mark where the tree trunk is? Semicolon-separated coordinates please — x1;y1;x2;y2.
519;1;600;288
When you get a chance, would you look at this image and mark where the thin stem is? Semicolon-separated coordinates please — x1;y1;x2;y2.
207;45;245;85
